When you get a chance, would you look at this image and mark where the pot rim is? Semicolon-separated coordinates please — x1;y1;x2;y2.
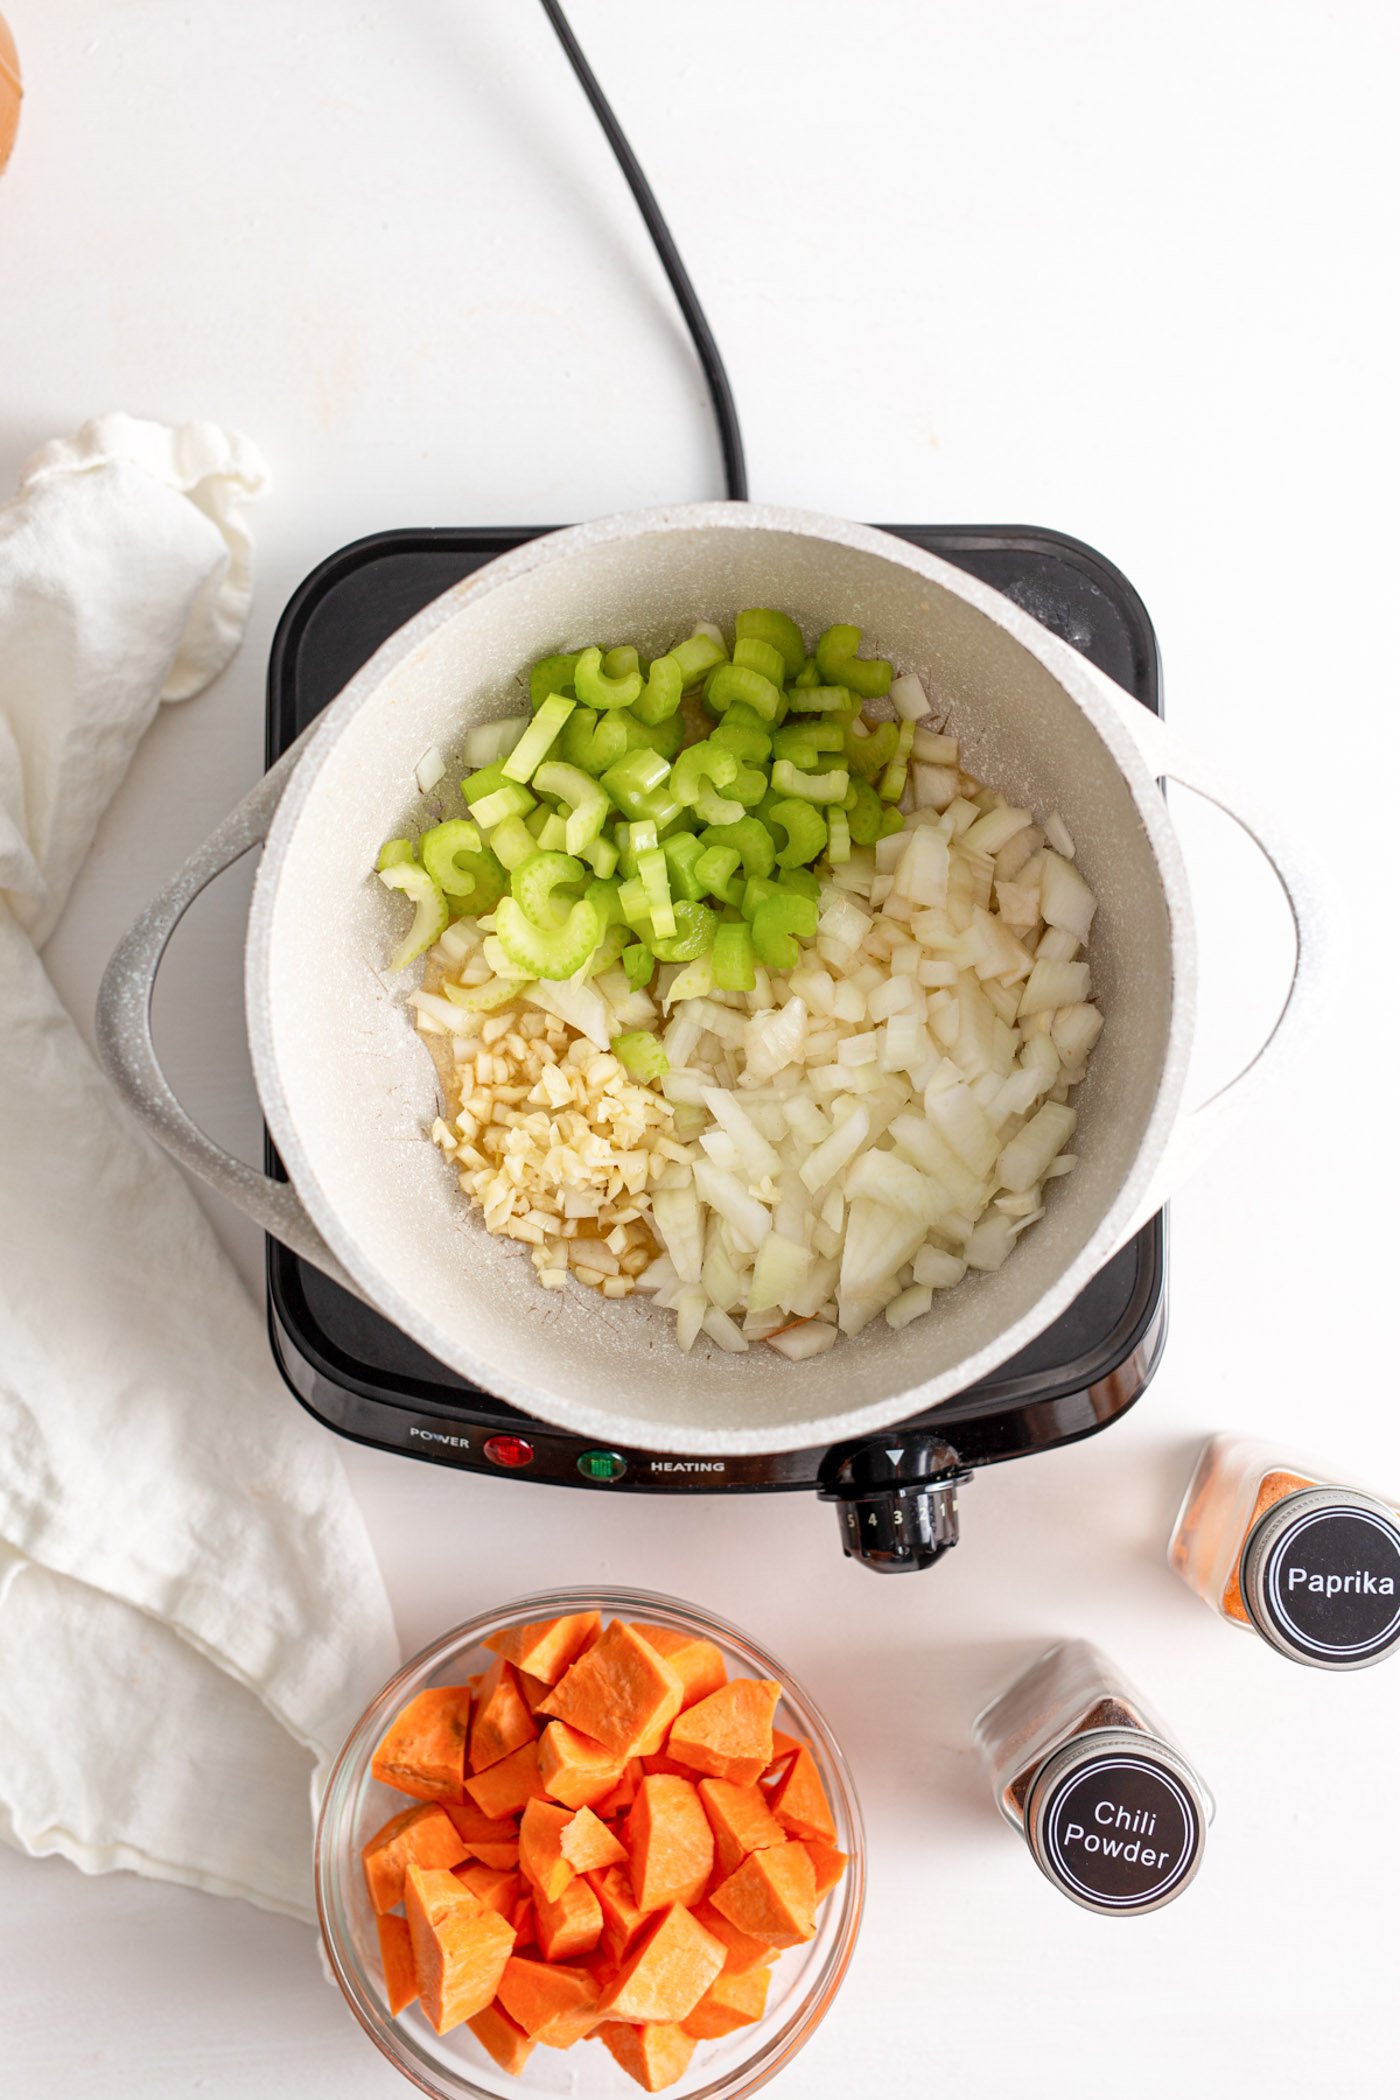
246;500;1196;1454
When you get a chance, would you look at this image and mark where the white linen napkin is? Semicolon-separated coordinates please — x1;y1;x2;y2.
0;415;398;1920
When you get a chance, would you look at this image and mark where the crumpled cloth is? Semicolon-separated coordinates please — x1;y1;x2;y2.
0;415;398;1919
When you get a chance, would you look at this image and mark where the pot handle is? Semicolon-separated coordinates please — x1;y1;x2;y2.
95;729;360;1294
1079;662;1329;1244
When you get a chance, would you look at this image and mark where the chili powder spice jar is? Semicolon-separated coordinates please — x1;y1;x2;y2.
973;1639;1213;1916
1169;1434;1400;1670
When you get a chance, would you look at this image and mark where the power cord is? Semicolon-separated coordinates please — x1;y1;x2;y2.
536;0;748;502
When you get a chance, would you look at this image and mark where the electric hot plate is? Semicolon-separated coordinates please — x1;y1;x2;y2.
264;524;1167;1572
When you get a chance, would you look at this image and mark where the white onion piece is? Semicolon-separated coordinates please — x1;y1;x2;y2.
1043;812;1076;858
692;1160;772;1251
885;1283;934;1330
998;1102;1078;1193
1040;850;1097;943
767;1320;840;1361
522;978;612;1049
651;1185;704;1284
463;716;531;770
414;745;446;793
1018;959;1091;1017
890;671;932;720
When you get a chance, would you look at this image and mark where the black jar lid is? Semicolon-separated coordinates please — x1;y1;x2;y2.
1241;1485;1400;1670
1024;1728;1209;1916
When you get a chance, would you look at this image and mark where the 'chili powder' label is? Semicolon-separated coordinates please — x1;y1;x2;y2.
1039;1753;1202;1912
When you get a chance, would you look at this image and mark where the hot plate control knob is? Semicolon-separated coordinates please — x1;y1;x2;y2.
818;1436;971;1574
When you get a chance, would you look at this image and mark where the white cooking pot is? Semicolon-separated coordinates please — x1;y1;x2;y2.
98;504;1318;1455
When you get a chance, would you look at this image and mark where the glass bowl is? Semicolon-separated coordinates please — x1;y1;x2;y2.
316;1586;864;2099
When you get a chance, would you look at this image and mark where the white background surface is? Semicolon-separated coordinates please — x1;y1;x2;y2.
1;1;1397;2093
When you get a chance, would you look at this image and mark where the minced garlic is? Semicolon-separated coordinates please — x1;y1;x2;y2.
423;1002;688;1298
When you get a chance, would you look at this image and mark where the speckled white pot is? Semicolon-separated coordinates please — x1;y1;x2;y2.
103;503;1316;1455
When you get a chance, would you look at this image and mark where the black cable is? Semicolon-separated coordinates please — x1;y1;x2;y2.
536;0;748;502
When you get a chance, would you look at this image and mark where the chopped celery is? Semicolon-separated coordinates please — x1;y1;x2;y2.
562;706;630;776
578;831;620;877
532;759;609;855
671;631;728;685
536;812;569;851
672;739;738;808
694;843;742;906
617;876;652;929
510;850;586;929
502;692;574;782
621;940;655;990
495;895;603;980
621;709;685;762
377;837;417;871
728;763;768;809
616;818;660;878
443;974;529;1013
661;831;707;901
378;863;449;971
770;759;850;805
637;846;676;940
878;720;916;802
792;655;821;689
602;747;671;819
784;683;853;714
468;781;536;829
732;635;786;687
462;757;510;803
651;901;716;963
529;651;580;710
587;923;630;977
843;773;885;845
486;814;538;870
630;652;684;725
735;608;806;680
815;622;893;698
712;918;756;991
585;877;626;928
603;644;640;680
706;663;784;723
419;819;485;894
574;644;642;710
712;702;772;764
751;889;820;971
878;805;906;839
612;1030;669;1082
774;720;845;769
766;796;829;869
826;806;852;864
701;815;775;880
845;719;899;778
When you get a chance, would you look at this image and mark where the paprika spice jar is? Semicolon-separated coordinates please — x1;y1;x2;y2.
1169;1435;1400;1670
973;1640;1212;1917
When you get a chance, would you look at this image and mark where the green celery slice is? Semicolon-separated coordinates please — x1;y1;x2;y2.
495;895;603;980
630;652;684;725
770;759;850;805
712;918;756;991
503;692;575;782
751;890;820;971
510;849;587;930
637;846;676;940
376;837;416;871
574;645;643;710
612;1030;669;1082
378;863;449;971
765;796;829;869
734;608;806;681
651;901;716;963
815;622;893;698
529;651;580;710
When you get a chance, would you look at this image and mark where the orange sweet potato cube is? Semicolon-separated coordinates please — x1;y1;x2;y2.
484;1612;601;1686
666;1678;781;1786
591;1759;645;1820
466;1999;535;2076
362;1802;470;1913
689;1900;780;1976
696;1778;788;1877
560;1806;628;1875
597;1902;725;2025
452;1862;520;1916
597;2019;698;2092
517;1669;554;1717
709;1840;816;1949
497;1956;601;2048
376;1912;419;2016
518;1797;577;1905
769;1743;837;1845
404;1866;515;2034
535;1873;604;1963
469;1658;538;1775
589;1863;649;1963
681;1962;772;2039
465;1738;545;1821
763;1727;804;1782
511;1894;537;1950
540;1621;684;1758
639;1751;697;1780
371;1686;474;1804
624;1775;714;1911
630;1624;729;1710
537;1720;628;1809
805;1837;848;1898
443;1800;521;1870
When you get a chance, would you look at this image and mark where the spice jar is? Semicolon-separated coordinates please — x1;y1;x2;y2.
1169;1434;1400;1670
973;1639;1212;1916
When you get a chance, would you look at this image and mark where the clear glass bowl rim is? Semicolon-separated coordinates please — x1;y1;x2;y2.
316;1585;866;2100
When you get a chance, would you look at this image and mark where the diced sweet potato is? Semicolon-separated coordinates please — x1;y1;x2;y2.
362;1802;470;1912
518;1797;577;1905
535;1873;604;1962
371;1686;474;1804
465;1738;545;1821
517;1669;554;1717
666;1679;781;1786
511;1894;537;1950
689;1900;780;1976
376;1912;419;2016
497;1956;601;2048
639;1751;696;1780
452;1862;520;1917
591;1759;644;1820
625;1776;714;1912
443;1800;521;1870
770;1743;837;1845
804;1837;848;1898
597;1902;726;2025
560;1805;628;1875
469;1658;538;1775
631;1624;729;1710
697;1778;788;1877
541;1621;684;1759
466;1999;535;2076
597;2019;698;2092
404;1866;515;2034
709;1841;816;1948
485;1612;601;1686
537;1720;628;1809
764;1727;804;1780
589;1863;649;1963
681;1962;771;2039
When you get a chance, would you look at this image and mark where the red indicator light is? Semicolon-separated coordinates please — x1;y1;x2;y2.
484;1434;535;1470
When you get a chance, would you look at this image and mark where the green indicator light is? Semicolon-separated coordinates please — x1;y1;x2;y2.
578;1449;627;1483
